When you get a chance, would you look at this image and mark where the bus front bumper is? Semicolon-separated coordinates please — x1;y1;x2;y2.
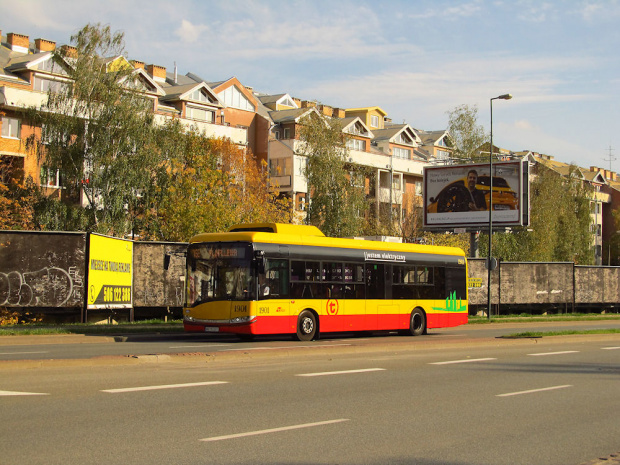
183;315;257;333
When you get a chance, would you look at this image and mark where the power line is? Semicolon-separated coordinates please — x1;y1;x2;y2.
603;145;616;172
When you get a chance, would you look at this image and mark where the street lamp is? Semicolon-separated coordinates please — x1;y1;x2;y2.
487;93;512;319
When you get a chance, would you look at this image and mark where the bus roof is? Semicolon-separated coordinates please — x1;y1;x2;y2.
189;223;465;258
228;223;325;236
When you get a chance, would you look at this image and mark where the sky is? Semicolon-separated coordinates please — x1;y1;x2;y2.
3;0;620;172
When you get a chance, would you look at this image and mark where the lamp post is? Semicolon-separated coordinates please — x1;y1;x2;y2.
487;93;512;319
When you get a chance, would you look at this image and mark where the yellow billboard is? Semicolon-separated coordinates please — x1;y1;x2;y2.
87;234;133;309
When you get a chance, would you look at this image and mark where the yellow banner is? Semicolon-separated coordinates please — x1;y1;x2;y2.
87;234;133;309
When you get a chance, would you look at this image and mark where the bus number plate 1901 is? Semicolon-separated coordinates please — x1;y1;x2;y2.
204;327;219;333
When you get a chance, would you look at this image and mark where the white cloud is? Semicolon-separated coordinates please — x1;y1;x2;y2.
516;1;557;22
514;120;534;130
408;1;483;20
175;19;208;43
499;119;592;164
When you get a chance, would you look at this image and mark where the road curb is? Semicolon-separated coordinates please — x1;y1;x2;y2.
0;333;117;346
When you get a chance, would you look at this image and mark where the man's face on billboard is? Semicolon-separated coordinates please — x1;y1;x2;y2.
467;172;477;189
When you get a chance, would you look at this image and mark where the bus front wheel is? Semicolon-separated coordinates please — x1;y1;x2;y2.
296;310;317;341
408;308;426;336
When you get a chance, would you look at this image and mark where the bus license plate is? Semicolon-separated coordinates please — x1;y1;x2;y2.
204;327;219;333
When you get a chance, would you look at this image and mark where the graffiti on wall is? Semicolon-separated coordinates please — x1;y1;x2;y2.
0;266;84;307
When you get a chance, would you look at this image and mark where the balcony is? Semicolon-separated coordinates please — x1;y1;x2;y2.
347;149;426;175
270;175;292;188
0;87;248;147
153;114;247;145
378;186;403;205
1;86;47;109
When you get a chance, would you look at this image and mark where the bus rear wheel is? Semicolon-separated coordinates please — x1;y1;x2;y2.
296;310;317;341
408;308;426;336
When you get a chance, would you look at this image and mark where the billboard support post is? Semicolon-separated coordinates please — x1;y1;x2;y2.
487;93;512;319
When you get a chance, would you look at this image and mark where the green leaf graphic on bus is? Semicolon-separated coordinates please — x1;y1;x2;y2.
432;291;466;313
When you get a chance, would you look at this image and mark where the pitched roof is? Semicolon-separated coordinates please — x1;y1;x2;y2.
373;123;419;145
159;81;222;106
269;107;317;124
340;116;373;138
346;106;387;116
415;129;450;147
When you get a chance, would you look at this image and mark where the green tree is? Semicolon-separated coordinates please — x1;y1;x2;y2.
422;231;470;252
298;113;368;237
487;164;594;264
446;104;487;162
0;170;38;230
27;23;157;236
609;208;620;265
150;121;290;242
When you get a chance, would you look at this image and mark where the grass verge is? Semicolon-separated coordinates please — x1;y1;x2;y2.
502;328;620;338
468;314;620;324
0;320;184;336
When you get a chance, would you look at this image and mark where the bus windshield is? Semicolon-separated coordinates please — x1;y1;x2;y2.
186;243;255;306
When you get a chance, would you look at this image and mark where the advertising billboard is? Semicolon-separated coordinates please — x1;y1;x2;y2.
87;234;133;309
424;161;527;229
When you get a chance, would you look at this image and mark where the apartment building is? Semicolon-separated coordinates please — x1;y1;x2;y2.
0;30;267;201
2;26;618;255
265;102;450;229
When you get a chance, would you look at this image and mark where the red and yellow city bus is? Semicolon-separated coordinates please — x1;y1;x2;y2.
183;223;468;340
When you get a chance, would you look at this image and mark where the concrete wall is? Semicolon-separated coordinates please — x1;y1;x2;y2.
0;231;86;308
468;260;575;308
575;266;620;304
132;242;186;308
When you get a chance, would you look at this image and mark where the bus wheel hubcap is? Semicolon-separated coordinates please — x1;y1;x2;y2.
302;318;313;334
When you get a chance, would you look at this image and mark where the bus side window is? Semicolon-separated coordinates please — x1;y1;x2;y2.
263;259;289;297
260;259;289;298
366;264;385;299
344;263;364;299
290;260;320;299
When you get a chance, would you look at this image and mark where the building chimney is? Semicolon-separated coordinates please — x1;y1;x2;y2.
146;64;166;83
7;32;30;53
35;38;56;52
131;60;145;70
60;45;78;58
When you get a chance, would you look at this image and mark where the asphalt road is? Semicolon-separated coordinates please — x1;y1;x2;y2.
0;322;619;465
1;319;620;362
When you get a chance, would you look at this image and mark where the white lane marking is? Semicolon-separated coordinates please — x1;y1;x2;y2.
0;351;49;355
602;347;620;350
224;344;351;352
527;351;579;356
200;419;349;442
101;381;228;393
497;385;573;397
0;390;50;396
430;358;497;365
296;368;386;377
169;344;232;349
